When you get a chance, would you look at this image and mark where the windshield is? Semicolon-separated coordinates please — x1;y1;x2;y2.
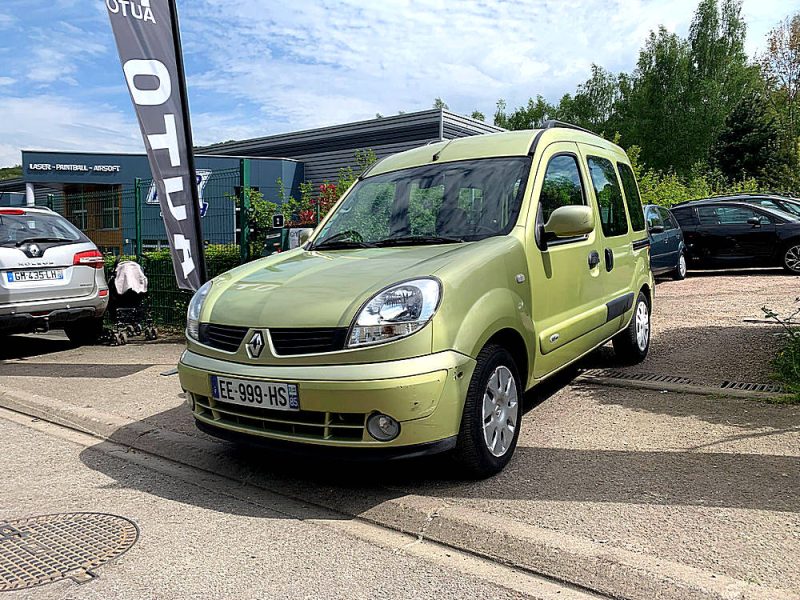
312;157;531;248
0;211;85;247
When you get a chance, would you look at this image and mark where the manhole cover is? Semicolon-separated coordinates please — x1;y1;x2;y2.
0;513;138;591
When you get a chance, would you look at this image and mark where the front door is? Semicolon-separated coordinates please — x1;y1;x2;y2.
696;204;776;264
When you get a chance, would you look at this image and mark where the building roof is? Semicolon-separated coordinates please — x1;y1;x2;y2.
199;109;503;156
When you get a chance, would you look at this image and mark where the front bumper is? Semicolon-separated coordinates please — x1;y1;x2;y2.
178;349;476;450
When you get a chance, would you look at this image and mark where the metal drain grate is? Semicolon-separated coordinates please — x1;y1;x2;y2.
581;369;694;385
0;513;138;591
720;381;785;393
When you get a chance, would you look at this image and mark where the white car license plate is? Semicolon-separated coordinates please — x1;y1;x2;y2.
6;269;64;283
210;375;299;411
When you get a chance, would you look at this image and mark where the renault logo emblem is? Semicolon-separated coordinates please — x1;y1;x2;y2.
246;331;265;359
28;244;41;257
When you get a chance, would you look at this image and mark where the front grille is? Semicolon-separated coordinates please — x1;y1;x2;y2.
199;323;249;352
193;395;366;441
269;328;348;355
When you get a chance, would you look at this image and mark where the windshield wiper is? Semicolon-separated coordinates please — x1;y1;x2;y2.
311;230;377;250
375;235;464;247
10;237;69;247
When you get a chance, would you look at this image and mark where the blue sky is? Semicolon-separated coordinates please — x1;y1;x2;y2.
0;0;797;167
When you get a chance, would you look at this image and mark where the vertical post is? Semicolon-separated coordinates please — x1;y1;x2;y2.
134;178;143;260
239;159;251;263
46;194;54;211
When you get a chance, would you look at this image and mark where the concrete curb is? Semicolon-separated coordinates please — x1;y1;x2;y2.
1;387;797;600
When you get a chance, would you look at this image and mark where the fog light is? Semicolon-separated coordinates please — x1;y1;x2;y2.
366;413;400;441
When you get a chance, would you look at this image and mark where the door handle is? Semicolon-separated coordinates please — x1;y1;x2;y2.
588;251;600;269
604;248;614;271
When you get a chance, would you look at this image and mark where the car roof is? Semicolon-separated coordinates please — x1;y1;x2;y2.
672;200;800;222
672;194;797;207
366;122;629;177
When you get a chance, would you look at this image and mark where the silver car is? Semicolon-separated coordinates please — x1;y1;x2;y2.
0;207;108;344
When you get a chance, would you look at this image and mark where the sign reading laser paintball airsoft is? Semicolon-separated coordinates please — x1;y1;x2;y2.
106;0;206;290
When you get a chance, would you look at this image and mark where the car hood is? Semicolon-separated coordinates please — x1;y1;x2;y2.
206;243;474;328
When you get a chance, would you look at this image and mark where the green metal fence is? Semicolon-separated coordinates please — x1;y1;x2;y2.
37;161;258;328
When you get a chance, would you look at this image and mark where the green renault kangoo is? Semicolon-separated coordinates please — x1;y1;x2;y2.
178;122;655;477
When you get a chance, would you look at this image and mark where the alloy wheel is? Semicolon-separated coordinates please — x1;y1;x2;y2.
482;365;519;457
635;300;650;352
786;245;800;273
678;254;687;278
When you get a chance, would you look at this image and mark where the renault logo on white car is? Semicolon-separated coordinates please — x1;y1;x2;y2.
246;331;265;359
28;245;41;257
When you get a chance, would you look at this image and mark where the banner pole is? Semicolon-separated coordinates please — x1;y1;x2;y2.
166;0;207;285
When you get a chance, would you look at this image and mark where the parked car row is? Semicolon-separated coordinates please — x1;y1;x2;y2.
646;194;800;276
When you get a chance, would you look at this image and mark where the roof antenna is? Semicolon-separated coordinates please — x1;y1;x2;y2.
432;138;455;162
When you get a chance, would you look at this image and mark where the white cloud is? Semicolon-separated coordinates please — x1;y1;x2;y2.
0;77;15;86
177;0;800;138
0;96;141;166
0;13;14;29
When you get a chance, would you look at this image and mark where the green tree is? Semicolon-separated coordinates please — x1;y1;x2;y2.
760;13;800;157
433;97;449;110
0;165;22;181
470;110;485;121
710;93;781;182
493;96;557;130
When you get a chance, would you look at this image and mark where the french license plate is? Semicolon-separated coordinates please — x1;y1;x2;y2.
6;269;64;283
210;375;299;411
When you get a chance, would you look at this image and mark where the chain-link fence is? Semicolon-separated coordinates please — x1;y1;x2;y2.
37;163;253;328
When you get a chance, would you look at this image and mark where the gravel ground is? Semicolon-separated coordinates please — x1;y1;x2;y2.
585;268;799;383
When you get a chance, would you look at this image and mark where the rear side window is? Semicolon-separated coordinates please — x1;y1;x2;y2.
587;156;629;237
617;163;646;231
538;154;586;224
672;207;697;227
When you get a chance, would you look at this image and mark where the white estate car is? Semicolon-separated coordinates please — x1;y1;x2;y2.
0;207;108;344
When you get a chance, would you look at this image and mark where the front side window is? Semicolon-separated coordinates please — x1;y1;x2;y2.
617;162;646;231
658;207;677;230
313;157;531;247
538;154;585;224
700;205;771;225
587;156;629;237
645;207;663;230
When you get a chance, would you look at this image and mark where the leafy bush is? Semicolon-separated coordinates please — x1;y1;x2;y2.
763;300;800;403
627;145;761;208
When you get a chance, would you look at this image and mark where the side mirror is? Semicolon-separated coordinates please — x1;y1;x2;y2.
298;228;313;245
544;205;595;239
747;216;761;226
648;224;665;234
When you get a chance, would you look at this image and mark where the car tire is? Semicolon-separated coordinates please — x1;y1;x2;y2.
782;242;800;275
612;292;651;363
672;251;687;281
64;317;104;346
452;344;522;479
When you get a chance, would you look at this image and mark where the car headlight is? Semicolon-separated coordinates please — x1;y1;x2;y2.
186;280;213;340
348;278;441;348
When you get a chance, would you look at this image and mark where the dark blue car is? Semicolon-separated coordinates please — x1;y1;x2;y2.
644;204;686;280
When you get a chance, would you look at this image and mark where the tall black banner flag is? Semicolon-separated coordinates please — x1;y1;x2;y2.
106;0;206;290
